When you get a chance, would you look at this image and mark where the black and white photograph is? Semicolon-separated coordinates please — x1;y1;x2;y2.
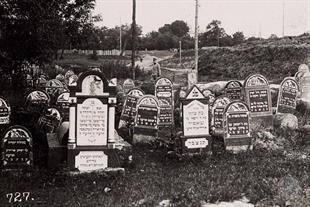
1;0;310;206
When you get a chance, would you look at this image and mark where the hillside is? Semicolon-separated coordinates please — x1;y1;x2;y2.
160;35;310;83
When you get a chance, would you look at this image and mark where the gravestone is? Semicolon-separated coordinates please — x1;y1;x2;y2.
123;79;135;94
26;74;34;88
300;72;310;104
67;71;130;172
65;70;75;85
223;101;252;153
68;74;78;86
212;96;231;130
298;64;309;74
133;95;160;139
0;97;10;125
119;88;144;128
224;80;243;101
38;107;62;133
155;78;174;129
56;92;70;121
276;77;299;114
180;85;210;154
244;74;273;129
35;75;47;89
25;90;50;113
2;126;33;170
45;79;65;104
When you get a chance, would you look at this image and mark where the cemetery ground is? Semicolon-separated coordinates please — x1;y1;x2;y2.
3;145;310;206
1;47;310;206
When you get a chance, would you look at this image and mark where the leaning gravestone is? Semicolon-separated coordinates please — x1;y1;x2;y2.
180;85;210;154
2;126;33;170
133;95;160;143
212;96;231;130
244;74;273;129
0;97;10;126
67;71;129;172
25;90;50;113
123;79;135;94
223;101;252;153
38;107;62;133
276;77;299;114
224;80;243;101
56;92;70;122
119;88;144;128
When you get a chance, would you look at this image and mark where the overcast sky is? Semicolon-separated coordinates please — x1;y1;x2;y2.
94;0;310;38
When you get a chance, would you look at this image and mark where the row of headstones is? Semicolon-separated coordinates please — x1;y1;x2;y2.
118;71;308;153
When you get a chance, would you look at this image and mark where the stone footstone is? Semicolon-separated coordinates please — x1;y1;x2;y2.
133;134;157;145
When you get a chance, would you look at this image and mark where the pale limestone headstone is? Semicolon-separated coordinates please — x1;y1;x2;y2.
211;96;231;130
0;97;10;125
276;77;299;114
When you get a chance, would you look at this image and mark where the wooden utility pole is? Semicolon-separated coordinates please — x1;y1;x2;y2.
194;0;199;83
131;0;136;79
179;41;182;65
119;18;122;52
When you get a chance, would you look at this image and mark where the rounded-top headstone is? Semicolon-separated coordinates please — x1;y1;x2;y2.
298;64;309;74
0;97;10;125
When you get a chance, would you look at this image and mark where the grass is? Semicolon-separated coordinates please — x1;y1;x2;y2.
1;146;310;206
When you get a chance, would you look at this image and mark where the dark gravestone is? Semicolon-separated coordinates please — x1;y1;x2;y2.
2;126;33;170
0;97;10;125
38;107;62;133
223;101;252;153
277;77;299;114
180;85;210;154
300;73;310;103
45;79;65;104
25;90;50;113
123;79;135;94
56;92;70;122
35;76;47;89
155;78;174;128
133;95;160;137
119;88;144;128
211;96;231;130
244;74;273;129
224;80;243;101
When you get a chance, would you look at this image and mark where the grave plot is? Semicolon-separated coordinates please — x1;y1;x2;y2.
180;85;210;154
2;126;33;170
244;74;273;129
67;71;131;172
223;101;252;153
56;92;70;122
133;95;160;140
224;80;243;101
119;88;144;129
276;77;299;114
123;79;135;94
0;97;11;126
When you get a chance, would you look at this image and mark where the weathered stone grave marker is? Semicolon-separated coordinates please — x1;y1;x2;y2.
223;101;252;153
212;96;231;130
65;70;75;85
0;97;10;125
68;74;78;86
45;79;65;104
56;92;70;122
119;88;144;128
2;126;33;170
123;79;135;94
300;72;310;104
224;80;243;101
133;95;160;143
155;78;174;129
276;77;299;114
25;90;50;113
38;107;62;133
244;74;273;129
35;75;47;89
67;71;122;172
180;85;210;153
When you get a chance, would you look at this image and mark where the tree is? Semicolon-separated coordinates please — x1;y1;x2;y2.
200;20;226;47
232;31;245;45
170;20;190;38
0;0;96;73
